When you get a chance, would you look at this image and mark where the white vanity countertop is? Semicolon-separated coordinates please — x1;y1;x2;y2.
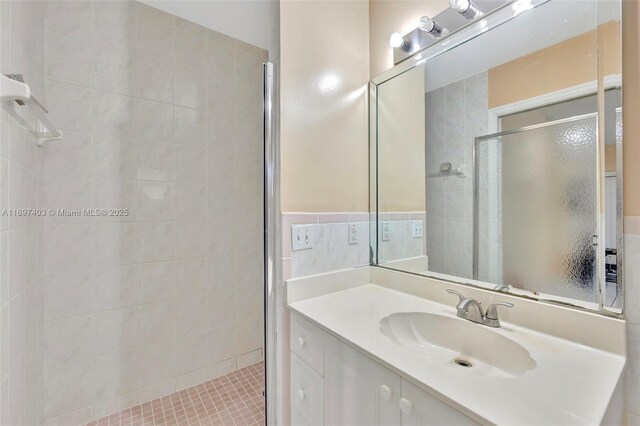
288;283;625;426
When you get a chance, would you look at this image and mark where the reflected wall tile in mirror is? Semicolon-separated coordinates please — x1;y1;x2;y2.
464;72;488;113
443;142;464;170
444;217;469;245
425;88;444;122
426;191;444;217
444;192;466;219
426;216;444;243
444;242;472;278
444;80;465;145
425;141;444;175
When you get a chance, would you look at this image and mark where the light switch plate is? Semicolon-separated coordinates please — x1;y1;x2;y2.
382;221;391;241
292;225;313;251
411;220;423;238
348;223;358;245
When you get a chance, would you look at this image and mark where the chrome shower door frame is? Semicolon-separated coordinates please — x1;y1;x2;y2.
263;61;278;425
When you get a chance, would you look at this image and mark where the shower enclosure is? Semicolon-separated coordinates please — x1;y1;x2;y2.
475;114;600;304
0;1;274;424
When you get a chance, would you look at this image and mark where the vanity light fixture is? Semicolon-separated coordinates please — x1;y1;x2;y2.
449;0;481;19
418;16;444;37
389;32;412;51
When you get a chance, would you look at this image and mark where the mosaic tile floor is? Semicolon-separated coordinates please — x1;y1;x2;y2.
85;362;265;426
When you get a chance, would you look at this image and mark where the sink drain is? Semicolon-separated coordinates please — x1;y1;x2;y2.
454;359;473;368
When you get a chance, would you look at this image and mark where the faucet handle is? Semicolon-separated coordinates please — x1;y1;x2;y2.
485;302;514;320
446;289;466;303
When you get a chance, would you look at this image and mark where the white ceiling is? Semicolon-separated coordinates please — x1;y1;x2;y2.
139;0;269;49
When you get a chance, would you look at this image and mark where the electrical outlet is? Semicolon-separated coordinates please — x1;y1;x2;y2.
382;221;391;241
411;220;423;238
291;225;313;251
348;223;358;245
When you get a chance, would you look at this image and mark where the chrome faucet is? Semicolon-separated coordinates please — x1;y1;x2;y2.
446;289;514;328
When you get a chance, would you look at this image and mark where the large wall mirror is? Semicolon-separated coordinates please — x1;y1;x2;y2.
370;0;623;315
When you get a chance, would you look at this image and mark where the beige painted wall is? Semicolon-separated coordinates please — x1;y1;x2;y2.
280;0;370;212
378;64;426;211
369;0;448;77
488;22;620;108
623;0;639;216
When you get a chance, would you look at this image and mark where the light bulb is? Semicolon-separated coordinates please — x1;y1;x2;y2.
389;33;405;48
418;16;443;37
449;0;481;19
389;33;412;51
450;0;470;13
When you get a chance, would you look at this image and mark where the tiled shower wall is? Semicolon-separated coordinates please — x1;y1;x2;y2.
424;72;488;278
0;1;46;425
38;2;266;424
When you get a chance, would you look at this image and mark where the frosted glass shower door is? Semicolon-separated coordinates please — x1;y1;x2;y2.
475;114;599;303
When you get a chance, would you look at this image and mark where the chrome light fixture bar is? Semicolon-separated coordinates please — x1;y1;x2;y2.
391;0;511;65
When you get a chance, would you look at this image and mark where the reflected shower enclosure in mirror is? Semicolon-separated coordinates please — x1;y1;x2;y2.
369;0;623;315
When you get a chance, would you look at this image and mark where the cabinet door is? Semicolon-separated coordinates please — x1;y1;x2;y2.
324;334;402;426
400;379;479;426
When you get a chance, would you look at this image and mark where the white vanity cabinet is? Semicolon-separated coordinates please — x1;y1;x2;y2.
399;379;478;426
290;313;479;426
324;333;402;425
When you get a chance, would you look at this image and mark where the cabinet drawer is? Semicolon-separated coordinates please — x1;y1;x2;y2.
290;313;324;374
291;353;324;425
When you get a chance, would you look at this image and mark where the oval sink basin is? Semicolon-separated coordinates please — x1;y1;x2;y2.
380;312;536;375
